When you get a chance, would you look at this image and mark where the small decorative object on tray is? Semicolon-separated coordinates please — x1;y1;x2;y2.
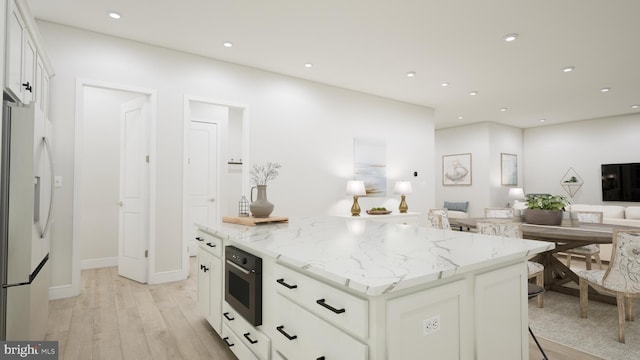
367;207;391;215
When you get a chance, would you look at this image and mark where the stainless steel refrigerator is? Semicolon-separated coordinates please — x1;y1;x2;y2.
1;99;54;340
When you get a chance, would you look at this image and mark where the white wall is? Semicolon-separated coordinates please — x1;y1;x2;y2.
37;21;436;292
435;122;523;217
523;113;640;205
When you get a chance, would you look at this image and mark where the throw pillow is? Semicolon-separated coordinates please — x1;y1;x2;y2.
444;201;468;213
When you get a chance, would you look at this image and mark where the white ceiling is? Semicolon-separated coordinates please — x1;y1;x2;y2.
26;0;640;129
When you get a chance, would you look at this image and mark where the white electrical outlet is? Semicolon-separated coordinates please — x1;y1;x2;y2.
55;176;63;188
423;315;441;336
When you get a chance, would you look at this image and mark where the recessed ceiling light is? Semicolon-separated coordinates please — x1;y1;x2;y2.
503;33;519;42
458;116;464;120
539;119;546;123
223;41;233;48
632;105;640;109
469;91;478;96
108;11;121;19
563;66;575;73
500;108;507;112
441;82;449;87
304;63;313;68
601;87;611;93
406;71;416;77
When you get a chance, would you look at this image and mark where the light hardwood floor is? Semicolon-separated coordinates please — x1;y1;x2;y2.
46;258;602;360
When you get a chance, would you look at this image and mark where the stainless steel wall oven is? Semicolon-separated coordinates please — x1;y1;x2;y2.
224;245;262;326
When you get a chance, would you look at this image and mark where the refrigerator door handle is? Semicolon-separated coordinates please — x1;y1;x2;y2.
41;136;55;239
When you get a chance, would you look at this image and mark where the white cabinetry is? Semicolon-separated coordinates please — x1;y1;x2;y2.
196;230;222;334
222;302;270;360
5;0;34;103
387;279;471;359
272;263;368;359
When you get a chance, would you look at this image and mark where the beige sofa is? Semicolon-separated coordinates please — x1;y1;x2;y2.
565;204;640;262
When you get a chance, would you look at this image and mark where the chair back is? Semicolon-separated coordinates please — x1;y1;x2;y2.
570;211;603;224
602;230;640;293
427;208;451;230
484;207;514;219
477;221;522;238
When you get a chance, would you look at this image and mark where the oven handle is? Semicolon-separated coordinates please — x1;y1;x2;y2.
226;259;251;275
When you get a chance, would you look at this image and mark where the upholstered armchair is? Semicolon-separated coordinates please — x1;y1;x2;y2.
427;208;451;230
484;207;514;219
564;211;604;270
578;230;640;343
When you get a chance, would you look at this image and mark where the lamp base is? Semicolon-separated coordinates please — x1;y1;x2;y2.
399;194;408;213
351;196;361;216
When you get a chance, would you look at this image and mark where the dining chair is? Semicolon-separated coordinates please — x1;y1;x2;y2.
477;221;544;308
484;207;514;219
577;230;640;343
564;211;603;270
427;208;451;230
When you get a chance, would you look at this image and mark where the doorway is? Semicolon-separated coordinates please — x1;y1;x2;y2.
73;80;157;290
182;96;249;277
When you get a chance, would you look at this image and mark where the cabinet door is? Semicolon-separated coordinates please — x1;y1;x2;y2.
22;35;36;104
197;248;212;320
475;262;528;360
208;254;222;334
387;279;471;360
5;1;26;102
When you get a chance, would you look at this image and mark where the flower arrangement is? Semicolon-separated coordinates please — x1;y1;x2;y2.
250;162;282;185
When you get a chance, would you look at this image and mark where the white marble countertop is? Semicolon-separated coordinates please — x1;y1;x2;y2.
198;216;554;296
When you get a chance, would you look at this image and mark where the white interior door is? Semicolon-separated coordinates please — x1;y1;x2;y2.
187;121;218;256
118;96;150;283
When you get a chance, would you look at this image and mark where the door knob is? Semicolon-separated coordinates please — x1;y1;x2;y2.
209;198;216;202
118;201;124;207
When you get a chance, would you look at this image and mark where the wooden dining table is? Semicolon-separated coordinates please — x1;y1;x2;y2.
452;217;639;305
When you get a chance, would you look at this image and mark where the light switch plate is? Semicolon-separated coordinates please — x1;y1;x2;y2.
55;176;63;188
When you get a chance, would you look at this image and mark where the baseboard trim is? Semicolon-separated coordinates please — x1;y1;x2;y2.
80;257;118;270
48;284;78;300
149;269;187;285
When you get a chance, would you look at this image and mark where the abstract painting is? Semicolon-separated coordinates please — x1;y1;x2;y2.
443;153;472;186
501;153;517;186
353;138;386;196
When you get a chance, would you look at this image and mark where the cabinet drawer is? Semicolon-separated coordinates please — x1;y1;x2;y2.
274;294;368;360
221;324;259;360
274;263;368;339
222;302;270;359
196;230;222;258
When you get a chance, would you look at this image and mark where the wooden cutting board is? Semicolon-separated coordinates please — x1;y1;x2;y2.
222;216;289;226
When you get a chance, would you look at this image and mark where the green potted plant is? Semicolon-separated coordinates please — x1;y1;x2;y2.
523;194;569;225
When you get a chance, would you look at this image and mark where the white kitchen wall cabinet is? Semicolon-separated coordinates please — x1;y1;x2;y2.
5;0;33;103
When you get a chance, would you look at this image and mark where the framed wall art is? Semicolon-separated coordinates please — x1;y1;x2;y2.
442;153;472;186
353;137;387;196
501;153;518;186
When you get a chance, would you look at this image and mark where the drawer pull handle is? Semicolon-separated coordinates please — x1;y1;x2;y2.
195;236;204;241
317;357;325;360
222;337;234;347
243;332;258;344
276;278;298;289
206;242;216;248
316;298;345;314
276;325;298;341
223;312;235;321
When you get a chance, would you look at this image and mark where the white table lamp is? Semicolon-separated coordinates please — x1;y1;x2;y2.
346;180;367;216
394;181;413;213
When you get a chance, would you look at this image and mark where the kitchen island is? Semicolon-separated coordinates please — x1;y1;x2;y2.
196;216;554;360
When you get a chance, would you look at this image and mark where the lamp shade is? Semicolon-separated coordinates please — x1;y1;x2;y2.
346;180;366;196
394;181;413;195
509;187;525;200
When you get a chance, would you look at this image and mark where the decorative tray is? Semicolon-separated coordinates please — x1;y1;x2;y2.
366;210;392;215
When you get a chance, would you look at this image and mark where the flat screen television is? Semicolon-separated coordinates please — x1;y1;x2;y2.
601;163;640;202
